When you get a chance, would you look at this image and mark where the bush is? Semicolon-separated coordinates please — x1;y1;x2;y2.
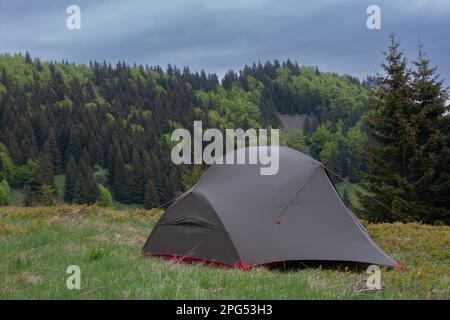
0;179;10;205
40;184;55;206
97;184;113;207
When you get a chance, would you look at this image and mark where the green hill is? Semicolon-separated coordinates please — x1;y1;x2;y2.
0;54;371;209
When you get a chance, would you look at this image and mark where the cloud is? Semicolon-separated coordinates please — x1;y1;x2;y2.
0;0;449;83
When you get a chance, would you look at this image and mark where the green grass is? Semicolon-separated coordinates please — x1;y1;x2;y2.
111;200;143;211
54;175;65;199
0;206;448;299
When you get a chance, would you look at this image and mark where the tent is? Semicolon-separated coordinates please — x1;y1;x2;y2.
143;146;399;270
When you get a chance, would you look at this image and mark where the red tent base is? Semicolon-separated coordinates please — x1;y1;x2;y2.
152;255;406;271
152;255;252;270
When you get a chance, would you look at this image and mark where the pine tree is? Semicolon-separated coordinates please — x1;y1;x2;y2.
358;34;415;222
45;128;61;172
112;151;128;202
23;185;37;207
74;155;99;205
37;152;54;187
407;44;450;223
144;179;159;210
64;156;77;203
358;35;450;223
25;51;32;64
128;148;145;203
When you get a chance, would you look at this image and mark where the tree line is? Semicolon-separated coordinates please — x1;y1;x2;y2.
0;54;369;208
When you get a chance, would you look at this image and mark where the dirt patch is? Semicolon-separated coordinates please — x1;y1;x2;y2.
21;271;42;285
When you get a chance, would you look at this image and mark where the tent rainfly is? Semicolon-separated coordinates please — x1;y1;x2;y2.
143;146;400;270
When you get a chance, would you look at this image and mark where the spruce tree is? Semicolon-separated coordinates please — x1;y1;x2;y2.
408;45;450;223
37;152;54;187
74;155;99;205
144;179;159;210
45;128;61;172
112;151;128;202
64;156;77;203
358;34;415;222
358;35;450;223
128;148;145;203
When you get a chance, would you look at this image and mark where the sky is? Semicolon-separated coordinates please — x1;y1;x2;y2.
0;0;449;83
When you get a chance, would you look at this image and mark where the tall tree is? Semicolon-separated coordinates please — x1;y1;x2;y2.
74;154;99;205
358;35;449;223
407;44;450;223
128;148;145;203
144;179;159;210
64;156;77;203
358;35;414;221
37;152;54;187
111;151;128;202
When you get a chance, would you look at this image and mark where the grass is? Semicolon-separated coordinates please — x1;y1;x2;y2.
54;174;65;199
0;206;448;299
111;200;143;211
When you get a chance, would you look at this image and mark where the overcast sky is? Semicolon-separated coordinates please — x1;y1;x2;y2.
0;0;449;83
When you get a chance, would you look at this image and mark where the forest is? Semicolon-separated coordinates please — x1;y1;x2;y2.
0;37;448;224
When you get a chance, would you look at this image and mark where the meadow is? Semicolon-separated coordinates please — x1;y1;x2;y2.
0;206;448;299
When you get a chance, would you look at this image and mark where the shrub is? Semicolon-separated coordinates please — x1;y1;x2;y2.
97;184;113;207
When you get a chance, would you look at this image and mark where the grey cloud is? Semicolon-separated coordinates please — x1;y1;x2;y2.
0;0;448;83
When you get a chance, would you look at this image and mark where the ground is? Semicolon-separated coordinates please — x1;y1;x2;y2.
0;206;448;299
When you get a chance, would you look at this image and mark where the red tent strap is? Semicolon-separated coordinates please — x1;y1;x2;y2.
394;263;408;271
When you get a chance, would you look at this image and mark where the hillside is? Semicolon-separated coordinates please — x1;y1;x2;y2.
0;54;371;208
0;206;448;299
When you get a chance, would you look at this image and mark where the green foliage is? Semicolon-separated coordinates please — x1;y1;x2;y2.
93;166;108;186
341;189;351;207
144;179;159;210
285;129;310;154
39;184;56;206
64;156;77;203
182;165;206;190
53;175;65;199
74;155;99;205
0;179;10;205
97;184;113;208
14;160;40;187
55;96;74;110
304;122;366;182
0;54;369;208
106;113;115;124
196;85;262;129
0;153;15;183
